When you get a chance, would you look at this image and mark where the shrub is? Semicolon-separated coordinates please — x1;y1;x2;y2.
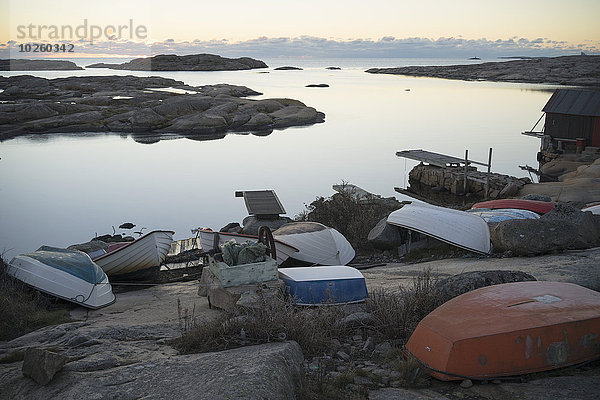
175;289;349;357
297;184;401;250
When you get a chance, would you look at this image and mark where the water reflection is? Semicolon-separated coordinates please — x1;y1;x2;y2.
0;61;555;259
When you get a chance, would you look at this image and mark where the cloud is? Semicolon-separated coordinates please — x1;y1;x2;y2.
1;36;597;59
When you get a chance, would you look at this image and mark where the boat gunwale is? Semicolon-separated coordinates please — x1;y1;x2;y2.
92;230;175;263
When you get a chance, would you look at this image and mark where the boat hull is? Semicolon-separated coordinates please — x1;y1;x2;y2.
274;223;355;266
387;202;491;254
278;266;368;305
406;281;600;380
471;199;556;215
467;208;540;223
8;249;115;309
198;229;298;266
93;230;174;276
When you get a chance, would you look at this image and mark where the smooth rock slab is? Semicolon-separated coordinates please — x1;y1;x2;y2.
3;342;303;400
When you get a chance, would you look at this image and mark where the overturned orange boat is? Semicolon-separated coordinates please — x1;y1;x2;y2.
405;281;600;380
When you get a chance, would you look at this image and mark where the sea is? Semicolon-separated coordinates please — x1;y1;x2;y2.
0;57;558;260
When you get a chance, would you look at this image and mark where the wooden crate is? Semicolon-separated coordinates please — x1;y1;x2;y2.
208;257;278;287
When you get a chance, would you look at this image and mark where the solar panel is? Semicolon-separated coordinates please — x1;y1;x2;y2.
235;190;286;216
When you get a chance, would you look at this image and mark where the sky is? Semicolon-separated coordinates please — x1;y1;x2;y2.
1;0;599;58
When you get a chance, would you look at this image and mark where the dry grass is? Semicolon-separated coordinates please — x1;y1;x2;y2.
364;268;440;343
0;256;71;341
174;289;349;356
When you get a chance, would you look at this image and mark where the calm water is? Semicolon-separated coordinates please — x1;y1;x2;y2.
0;58;557;259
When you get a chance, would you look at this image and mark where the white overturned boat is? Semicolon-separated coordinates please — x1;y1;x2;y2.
387;202;491;255
93;230;174;276
273;222;355;266
197;228;298;266
8;246;115;309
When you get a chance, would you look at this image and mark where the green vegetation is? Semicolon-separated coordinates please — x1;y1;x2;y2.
0;256;71;341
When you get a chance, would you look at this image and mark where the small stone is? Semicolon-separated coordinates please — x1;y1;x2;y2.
330;338;342;349
390;380;401;388
336;351;351;361
22;348;69;385
353;376;372;385
374;342;393;355
492;379;502;384
460;379;473;388
342;312;376;328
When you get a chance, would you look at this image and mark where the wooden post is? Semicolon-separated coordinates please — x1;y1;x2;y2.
485;148;492;199
463;149;468;195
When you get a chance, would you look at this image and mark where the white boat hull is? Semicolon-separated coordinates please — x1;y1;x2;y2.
198;229;298;266
93;230;174;276
8;253;115;309
387;202;491;254
582;204;600;215
274;223;356;266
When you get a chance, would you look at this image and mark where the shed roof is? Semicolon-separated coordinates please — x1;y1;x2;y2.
543;89;600;117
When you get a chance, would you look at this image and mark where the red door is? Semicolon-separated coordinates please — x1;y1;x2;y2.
593;118;600;147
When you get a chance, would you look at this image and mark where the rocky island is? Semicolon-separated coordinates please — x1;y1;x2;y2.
0;59;83;71
366;55;600;86
86;53;268;71
0;75;325;141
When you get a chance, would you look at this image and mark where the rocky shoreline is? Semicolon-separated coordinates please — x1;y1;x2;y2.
0;59;83;71
0;75;325;141
366;55;600;86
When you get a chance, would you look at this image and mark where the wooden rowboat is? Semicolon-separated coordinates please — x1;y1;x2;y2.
471;199;556;215
93;230;174;276
405;281;600;380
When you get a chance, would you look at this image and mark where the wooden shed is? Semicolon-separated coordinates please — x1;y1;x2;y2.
542;89;600;147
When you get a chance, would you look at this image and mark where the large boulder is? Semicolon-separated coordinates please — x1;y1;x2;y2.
367;218;406;250
434;270;536;304
490;203;600;255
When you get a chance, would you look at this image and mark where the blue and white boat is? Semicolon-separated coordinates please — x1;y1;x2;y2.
8;246;116;309
278;266;368;305
467;208;540;223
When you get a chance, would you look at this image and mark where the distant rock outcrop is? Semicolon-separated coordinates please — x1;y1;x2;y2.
0;75;325;141
86;54;268;71
0;59;82;71
274;66;303;70
366;55;600;86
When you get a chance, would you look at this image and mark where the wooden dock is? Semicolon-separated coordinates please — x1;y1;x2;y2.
395;149;489;168
397;148;493;198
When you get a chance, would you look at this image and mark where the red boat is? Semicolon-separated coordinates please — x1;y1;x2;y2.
405;281;600;380
471;199;556;215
